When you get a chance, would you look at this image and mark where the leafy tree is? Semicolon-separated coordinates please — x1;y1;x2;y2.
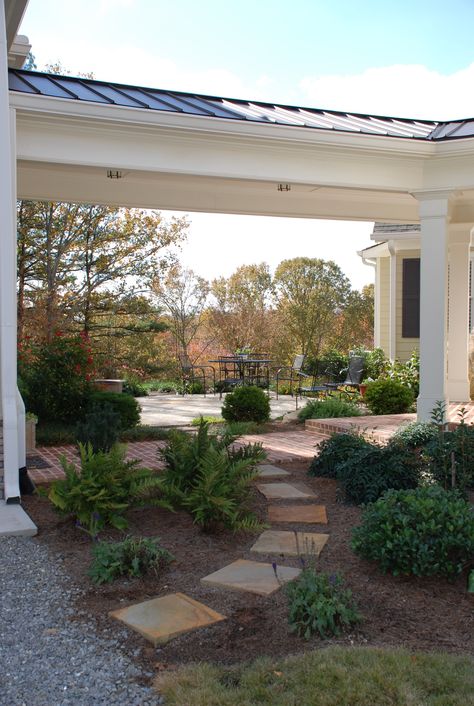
210;263;274;353
326;284;374;352
152;265;210;362
273;257;351;359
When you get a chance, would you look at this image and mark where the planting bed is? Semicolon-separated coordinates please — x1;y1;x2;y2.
23;460;474;675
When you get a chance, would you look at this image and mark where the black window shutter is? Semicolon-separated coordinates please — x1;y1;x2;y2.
402;258;420;338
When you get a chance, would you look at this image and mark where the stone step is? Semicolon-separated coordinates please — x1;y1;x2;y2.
0;501;37;537
268;504;327;524
201;559;300;596
250;530;329;558
257;482;316;500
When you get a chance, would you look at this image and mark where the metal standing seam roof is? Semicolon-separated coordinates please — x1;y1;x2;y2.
8;68;474;142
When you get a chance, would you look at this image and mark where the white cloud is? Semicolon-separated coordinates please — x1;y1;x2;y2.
300;64;474;120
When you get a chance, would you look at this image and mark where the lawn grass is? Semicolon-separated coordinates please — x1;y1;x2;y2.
156;646;474;706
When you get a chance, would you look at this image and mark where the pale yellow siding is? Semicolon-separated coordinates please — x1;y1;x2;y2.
378;257;390;356
396;250;420;362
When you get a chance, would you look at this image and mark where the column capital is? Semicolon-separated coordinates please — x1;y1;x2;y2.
412;190;455;220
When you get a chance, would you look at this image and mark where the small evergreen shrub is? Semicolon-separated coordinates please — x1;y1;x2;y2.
308;433;422;503
75;402;121;453
364;379;414;415
352;486;474;578
221;385;270;423
88;535;173;584
392;421;438;448
87;391;140;429
309;433;373;478
286;568;361;639
337;439;421;504
424;407;474;491
298;397;361;422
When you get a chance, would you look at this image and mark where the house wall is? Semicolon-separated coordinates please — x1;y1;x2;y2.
396;249;420;361
378;257;390;355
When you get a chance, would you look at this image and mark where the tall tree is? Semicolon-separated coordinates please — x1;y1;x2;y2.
273;257;351;359
151;265;210;362
210;263;273;353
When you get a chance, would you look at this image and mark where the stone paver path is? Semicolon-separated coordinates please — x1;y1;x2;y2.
268;504;328;524
257;464;291;478
201;559;301;596
250;529;329;557
256;482;315;500
110;592;225;646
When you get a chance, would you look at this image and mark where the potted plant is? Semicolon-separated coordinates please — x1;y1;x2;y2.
358;378;374;398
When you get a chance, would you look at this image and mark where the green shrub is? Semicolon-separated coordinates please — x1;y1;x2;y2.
309;433;373;478
36;422;76;446
305;350;348;383
298;397;361;422
122;377;149;397
144;379;182;393
309;433;422;504
352;486;474;578
88;535;173;584
87;391;140;429
364;379;414;415
161;421;265;532
337;439;421;504
221;386;270;423
286;568;361;639
390;349;420;398
18;333;94;423
423;406;474;491
223;421;261;436
392;421;438;448
364;348;390;380
47;443;170;538
75;402;121;453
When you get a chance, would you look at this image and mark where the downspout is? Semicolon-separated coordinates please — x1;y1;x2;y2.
388;241;397;361
358;252;379;348
0;5;20;502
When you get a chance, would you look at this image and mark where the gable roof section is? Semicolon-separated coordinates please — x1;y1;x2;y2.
8;69;474;142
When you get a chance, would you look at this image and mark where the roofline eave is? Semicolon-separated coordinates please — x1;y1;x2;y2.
9;90;440;158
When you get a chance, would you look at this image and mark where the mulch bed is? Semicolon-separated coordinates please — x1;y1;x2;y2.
23;459;474;674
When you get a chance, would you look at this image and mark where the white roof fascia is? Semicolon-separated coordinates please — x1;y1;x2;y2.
371;229;421;243
9;91;439;158
4;0;29;49
358;242;390;258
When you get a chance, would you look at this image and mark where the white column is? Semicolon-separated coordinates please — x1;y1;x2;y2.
374;259;381;348
0;8;20;501
447;226;472;401
388;241;397;360
416;193;450;422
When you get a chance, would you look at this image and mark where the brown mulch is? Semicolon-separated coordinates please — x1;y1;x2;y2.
22;460;474;673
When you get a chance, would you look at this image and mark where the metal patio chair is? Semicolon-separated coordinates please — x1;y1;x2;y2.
275;354;307;399
324;355;364;397
178;352;215;396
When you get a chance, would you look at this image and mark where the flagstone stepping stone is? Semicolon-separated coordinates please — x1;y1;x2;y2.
109;592;225;646
256;482;315;500
201;559;301;596
268;504;328;524
257;464;291;478
250;530;329;557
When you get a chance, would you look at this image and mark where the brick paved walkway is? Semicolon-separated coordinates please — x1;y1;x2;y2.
28;402;474;484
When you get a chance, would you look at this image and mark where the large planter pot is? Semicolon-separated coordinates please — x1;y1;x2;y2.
93;379;124;394
25;418;37;453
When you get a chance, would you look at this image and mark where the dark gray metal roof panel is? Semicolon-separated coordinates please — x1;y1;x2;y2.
9;68;474;142
373;223;420;233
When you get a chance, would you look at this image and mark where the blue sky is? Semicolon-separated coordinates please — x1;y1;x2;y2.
18;0;474;289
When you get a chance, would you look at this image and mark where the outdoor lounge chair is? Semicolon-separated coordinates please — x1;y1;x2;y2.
275;354;307;398
325;355;364;396
178;353;215;396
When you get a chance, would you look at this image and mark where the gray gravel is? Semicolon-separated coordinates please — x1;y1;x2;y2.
0;537;164;706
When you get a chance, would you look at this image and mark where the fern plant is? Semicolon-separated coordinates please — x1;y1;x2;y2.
47;443;171;539
161;420;265;532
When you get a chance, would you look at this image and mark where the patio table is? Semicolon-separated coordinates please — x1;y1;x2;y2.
209;356;272;397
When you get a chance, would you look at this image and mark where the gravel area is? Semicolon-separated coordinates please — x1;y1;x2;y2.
0;537;163;706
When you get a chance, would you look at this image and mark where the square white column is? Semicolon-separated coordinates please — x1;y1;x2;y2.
416;193;451;422
447;227;472;401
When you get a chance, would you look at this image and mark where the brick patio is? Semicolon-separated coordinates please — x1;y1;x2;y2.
27;402;474;484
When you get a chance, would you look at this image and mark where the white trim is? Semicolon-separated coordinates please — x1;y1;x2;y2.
388;241;397;360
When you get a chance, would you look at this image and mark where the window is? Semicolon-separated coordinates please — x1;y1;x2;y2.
402;258;420;338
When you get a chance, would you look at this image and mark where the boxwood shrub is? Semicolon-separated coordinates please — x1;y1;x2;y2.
364;378;414;415
221;385;270;423
352;485;474;578
87;391;140;429
309;433;373;478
